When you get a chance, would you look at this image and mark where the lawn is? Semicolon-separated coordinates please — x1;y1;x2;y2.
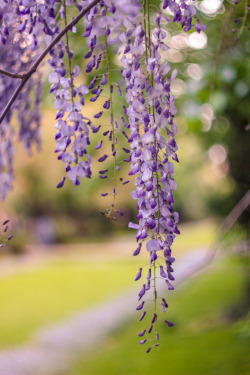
0;221;216;349
0;259;140;348
66;257;250;375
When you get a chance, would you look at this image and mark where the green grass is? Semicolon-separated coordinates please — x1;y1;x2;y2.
66;258;250;375
0;259;140;348
172;219;216;253
0;220;217;349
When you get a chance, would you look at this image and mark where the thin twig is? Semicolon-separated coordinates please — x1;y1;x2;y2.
0;0;100;124
236;0;248;40
206;190;250;261
0;70;24;79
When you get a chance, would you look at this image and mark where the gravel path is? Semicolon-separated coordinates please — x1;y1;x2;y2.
0;248;211;375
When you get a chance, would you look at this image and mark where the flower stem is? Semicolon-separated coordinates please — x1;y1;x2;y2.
63;0;75;108
145;0;159;341
143;0;148;65
237;0;248;40
104;22;117;218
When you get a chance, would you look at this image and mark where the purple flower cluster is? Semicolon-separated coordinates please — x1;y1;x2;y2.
0;0;209;352
72;0;140;216
161;0;206;33
120;0;205;352
48;40;92;186
49;1;140;192
0;1;42;199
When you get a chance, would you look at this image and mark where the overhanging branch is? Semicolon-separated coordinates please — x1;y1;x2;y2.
0;0;100;124
0;70;24;79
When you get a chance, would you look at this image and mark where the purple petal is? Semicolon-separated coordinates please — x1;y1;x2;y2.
56;177;66;189
134;267;142;281
136;301;144;311
95;140;103;150
98;154;108;162
133;243;142;256
139;311;146;321
146;239;161;252
138;329;146;337
165;320;174;327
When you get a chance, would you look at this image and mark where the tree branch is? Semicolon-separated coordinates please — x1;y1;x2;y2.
0;70;24;79
0;0;100;124
179;191;250;285
206;190;250;260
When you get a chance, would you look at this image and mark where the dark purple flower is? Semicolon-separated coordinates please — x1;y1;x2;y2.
148;324;153;334
98;154;108;162
139;311;146;321
165;320;174;327
151;313;157;324
94;111;103;119
100;74;107;85
133;243;142;256
136;301;145;311
134;267;142;281
56;177;66;189
138;329;146;337
95;140;103;150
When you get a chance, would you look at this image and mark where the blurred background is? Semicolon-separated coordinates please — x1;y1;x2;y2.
0;1;249;374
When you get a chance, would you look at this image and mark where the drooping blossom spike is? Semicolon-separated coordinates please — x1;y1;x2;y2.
0;0;213;352
123;1;195;351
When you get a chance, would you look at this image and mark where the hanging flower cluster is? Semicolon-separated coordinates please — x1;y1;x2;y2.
0;0;43;199
0;0;209;351
119;0;205;352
